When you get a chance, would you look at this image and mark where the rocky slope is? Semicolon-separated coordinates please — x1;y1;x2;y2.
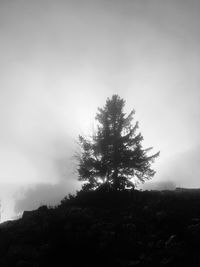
1;189;200;266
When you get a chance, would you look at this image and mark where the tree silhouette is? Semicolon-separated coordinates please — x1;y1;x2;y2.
77;95;160;191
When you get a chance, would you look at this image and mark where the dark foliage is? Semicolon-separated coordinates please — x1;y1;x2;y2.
77;95;160;191
1;190;200;266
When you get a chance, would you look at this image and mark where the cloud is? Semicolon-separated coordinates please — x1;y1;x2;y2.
0;0;200;220
159;145;200;188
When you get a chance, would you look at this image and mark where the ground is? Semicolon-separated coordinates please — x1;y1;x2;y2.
0;189;200;266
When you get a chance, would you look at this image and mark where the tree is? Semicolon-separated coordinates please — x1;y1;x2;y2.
76;95;160;191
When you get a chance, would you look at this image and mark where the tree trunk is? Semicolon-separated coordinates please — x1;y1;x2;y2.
113;169;119;190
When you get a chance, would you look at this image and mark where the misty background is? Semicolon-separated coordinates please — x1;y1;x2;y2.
0;0;200;221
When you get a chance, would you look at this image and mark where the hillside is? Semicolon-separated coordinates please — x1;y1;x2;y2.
1;189;200;266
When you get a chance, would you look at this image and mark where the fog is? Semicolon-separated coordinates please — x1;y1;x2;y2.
0;0;200;221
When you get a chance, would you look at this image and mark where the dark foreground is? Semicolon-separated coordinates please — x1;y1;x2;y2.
1;189;200;266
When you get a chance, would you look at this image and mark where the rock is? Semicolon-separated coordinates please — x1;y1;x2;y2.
191;218;200;224
165;235;176;248
156;211;167;222
187;223;200;244
16;261;30;267
161;257;173;265
118;259;141;266
123;223;136;233
187;223;200;235
156;239;165;248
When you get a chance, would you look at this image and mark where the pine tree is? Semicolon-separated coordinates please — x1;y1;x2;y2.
77;95;160;191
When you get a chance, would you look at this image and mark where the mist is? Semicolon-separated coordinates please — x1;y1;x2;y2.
1;0;200;221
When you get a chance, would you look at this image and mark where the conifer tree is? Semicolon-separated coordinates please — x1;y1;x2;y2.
77;95;159;191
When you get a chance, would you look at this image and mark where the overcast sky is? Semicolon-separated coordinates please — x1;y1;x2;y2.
0;0;200;221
